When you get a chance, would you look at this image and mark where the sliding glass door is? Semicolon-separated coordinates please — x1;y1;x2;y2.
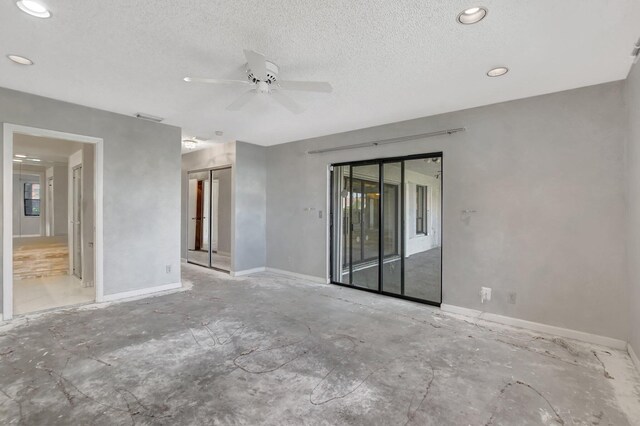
330;154;442;306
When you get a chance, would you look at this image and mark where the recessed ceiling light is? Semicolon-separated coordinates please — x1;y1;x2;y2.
28;158;41;162
13;159;23;163
7;54;34;65
457;6;487;24
487;67;509;77
183;139;198;150
16;0;51;18
14;154;27;158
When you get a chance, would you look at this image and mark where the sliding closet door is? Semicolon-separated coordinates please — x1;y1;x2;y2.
210;167;232;272
187;171;211;267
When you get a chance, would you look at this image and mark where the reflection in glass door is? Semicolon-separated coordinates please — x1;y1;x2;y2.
187;168;232;272
330;154;442;306
187;171;211;267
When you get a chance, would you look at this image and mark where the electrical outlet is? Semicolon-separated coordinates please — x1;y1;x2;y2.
508;292;517;304
166;265;171;274
480;287;492;304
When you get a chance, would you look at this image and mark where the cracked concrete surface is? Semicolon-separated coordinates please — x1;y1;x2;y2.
1;263;639;425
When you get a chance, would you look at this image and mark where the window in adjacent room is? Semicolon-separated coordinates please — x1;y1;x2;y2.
416;185;428;235
24;182;41;217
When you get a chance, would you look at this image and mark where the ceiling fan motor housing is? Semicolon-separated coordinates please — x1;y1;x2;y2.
246;60;279;85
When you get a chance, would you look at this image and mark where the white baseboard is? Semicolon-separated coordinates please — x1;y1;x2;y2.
101;282;183;302
265;267;328;284
441;304;627;350
231;267;265;277
629;343;640;373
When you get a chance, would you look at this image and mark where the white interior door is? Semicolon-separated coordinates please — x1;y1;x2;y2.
46;177;54;236
72;166;82;279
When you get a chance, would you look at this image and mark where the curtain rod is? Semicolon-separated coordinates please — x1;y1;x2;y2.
306;127;465;155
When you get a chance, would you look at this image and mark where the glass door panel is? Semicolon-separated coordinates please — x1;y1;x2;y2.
403;157;442;303
210;167;232;271
350;164;379;290
382;162;402;295
330;165;351;284
187;171;211;267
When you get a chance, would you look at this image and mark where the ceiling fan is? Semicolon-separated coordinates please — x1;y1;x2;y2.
184;49;332;114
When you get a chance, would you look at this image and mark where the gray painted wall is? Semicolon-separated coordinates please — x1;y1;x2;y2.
213;167;232;255
0;86;182;310
266;81;629;341
625;64;640;356
234;142;267;272
50;165;68;236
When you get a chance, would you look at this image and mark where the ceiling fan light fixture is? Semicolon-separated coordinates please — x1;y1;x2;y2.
457;6;487;24
16;0;51;18
7;54;34;65
487;67;509;77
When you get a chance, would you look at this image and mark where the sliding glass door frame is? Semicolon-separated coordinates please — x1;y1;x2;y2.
329;152;443;307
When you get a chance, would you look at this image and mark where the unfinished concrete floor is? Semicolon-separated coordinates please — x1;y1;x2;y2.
1;263;639;425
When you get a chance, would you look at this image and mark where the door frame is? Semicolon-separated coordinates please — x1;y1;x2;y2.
328;152;443;307
71;164;83;279
2;124;104;320
46;175;54;237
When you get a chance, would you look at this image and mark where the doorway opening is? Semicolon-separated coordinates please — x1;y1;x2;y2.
3;124;103;320
329;153;442;306
186;167;232;272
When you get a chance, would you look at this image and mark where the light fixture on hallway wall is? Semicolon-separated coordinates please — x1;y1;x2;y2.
16;0;51;18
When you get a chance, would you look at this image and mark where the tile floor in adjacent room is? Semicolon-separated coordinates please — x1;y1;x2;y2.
13;274;95;315
0;263;639;425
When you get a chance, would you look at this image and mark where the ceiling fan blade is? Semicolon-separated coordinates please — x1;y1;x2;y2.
270;90;304;114
277;80;333;93
226;89;258;111
184;77;251;85
244;49;268;81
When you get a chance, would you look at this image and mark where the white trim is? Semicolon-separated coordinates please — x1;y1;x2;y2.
325;165;331;284
231;267;265;277
440;304;627;350
12;234;40;238
265;267;328;284
101;282;182;302
3;124;104;320
629;343;640;373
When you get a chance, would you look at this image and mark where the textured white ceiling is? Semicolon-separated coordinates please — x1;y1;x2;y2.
2;1;639;146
